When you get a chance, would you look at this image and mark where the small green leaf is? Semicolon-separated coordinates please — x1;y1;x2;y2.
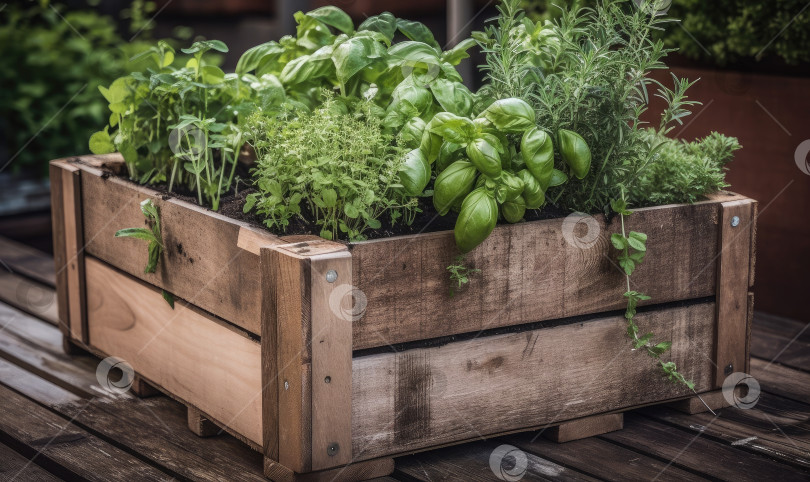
610;233;628;250
114;228;157;243
162;290;175;309
307;6;354;34
89;129;115;154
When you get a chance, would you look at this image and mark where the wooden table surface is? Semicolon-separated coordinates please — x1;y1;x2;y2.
0;235;808;481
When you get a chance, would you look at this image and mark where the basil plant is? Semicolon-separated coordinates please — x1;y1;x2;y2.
400;98;592;253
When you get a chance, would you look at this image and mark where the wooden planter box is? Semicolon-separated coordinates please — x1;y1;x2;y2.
51;154;757;481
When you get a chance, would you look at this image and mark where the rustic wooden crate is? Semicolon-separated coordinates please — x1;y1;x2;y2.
51;155;757;481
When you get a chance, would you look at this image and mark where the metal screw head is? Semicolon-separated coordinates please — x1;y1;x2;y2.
327;443;340;456
326;270;338;283
724;363;734;376
284;380;289;391
730;216;740;227
324;376;331;384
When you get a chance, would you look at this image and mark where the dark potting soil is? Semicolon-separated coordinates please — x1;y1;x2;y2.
110;168;570;241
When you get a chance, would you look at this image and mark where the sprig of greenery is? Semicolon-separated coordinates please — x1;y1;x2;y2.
447;255;481;297
114;199;174;308
611;193;693;390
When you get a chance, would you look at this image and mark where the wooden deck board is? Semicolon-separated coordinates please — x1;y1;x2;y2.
0;237;808;481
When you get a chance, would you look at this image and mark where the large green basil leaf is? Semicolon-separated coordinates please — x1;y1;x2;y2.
388;41;440;65
396;19;440;51
454;187;498;253
358;12;397;42
436;141;463;173
419;115;444;163
294;12;334;51
466;135;503;178
279;51;333;85
390;76;433;115
480;98;536;133
433;160;478;215
332;37;379;85
236;41;284;75
549;168;568;187
520;127;554;190
558;129;592;179
501;195;526;223
307;6;354;35
399;117;427;149
429;78;473;117
428;112;476;145
398;148;431;196
494;171;525;203
441;38;477;66
517;169;545;209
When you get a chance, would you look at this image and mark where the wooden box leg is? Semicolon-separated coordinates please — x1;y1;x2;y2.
129;374;160;398
668;389;735;414
187;406;219;437
263;457;394;482
544;413;624;443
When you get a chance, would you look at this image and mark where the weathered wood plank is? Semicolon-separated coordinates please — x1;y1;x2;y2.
49;161;69;337
508;431;709;481
544;413;623;443
0;236;56;287
0;384;172;481
264;457;394;482
750;357;810;403
61;163;87;344
602;413;810;481
350;201;721;349
0;441;62;482
0;271;58;325
309;251;353;470
715;199;756;386
79;163;267;335
750;325;810;372
84;256;263;445
351;302;716;460
641;395;810;470
394;439;598;481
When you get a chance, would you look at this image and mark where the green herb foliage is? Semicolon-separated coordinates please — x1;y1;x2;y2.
447;255;481;297
114;199;163;274
611;194;693;389
0;1;158;176
244;97;418;241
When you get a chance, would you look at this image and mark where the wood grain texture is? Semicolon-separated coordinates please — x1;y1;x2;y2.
262;240;349;473
715;199;756;386
667;389;731;414
350;200;722;349
84;256;262;445
264;246;313;473
264;457;394;482
351;302;716;460
544;413;624;443
309;252;353;470
130;374;160;398
62;164;87;344
0;236;56;287
188;406;219;437
0;271;58;325
49;161;69;336
79;164;266;335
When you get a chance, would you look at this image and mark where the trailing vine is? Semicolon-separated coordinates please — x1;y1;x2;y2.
611;190;694;390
